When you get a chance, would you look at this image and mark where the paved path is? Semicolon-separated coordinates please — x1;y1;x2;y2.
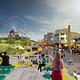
6;51;77;80
6;54;74;80
64;53;80;74
6;68;47;80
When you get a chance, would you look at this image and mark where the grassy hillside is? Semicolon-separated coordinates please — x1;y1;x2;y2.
0;37;36;54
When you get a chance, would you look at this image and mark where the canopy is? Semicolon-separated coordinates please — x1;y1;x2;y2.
24;51;36;55
38;47;43;51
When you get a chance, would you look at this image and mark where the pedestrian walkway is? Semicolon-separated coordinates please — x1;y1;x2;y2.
5;54;76;80
6;68;46;80
6;67;75;80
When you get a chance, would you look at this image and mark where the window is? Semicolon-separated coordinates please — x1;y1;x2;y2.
61;37;64;40
61;33;64;35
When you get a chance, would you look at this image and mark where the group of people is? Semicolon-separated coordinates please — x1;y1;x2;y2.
54;45;65;59
71;46;80;55
0;52;9;66
37;45;64;80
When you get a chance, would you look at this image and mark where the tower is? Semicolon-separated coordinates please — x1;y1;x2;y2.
67;25;71;48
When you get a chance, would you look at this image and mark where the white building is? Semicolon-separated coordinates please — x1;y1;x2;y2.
44;32;54;44
54;29;67;45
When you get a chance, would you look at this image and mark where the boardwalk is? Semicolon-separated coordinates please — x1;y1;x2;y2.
6;68;47;80
6;54;75;80
6;67;74;80
6;55;49;80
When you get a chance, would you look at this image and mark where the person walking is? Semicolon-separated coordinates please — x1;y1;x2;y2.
51;51;64;80
38;54;47;72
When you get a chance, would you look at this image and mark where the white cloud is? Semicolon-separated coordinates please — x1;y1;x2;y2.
25;16;51;25
44;0;80;32
25;0;80;40
29;31;44;41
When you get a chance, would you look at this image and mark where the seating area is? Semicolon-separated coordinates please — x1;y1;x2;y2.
0;65;15;80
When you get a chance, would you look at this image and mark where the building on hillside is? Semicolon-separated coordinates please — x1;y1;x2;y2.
8;28;19;37
54;29;67;46
54;28;80;46
44;32;54;44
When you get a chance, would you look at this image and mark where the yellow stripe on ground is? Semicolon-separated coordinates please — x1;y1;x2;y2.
71;76;77;80
63;68;74;80
64;68;69;72
62;73;70;80
12;60;24;68
63;74;76;80
24;47;43;55
24;51;36;55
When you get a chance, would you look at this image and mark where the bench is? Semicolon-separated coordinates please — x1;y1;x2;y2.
0;70;11;74
0;75;6;80
43;66;53;72
43;73;51;80
0;66;15;80
0;66;15;70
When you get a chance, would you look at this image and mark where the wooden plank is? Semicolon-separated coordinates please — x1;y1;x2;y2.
6;68;47;80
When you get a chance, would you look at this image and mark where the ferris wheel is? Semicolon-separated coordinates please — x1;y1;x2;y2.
4;16;31;37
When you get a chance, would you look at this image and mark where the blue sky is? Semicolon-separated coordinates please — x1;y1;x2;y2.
0;0;80;41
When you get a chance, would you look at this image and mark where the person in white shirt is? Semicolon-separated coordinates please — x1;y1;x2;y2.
73;71;80;80
77;73;80;80
73;71;77;78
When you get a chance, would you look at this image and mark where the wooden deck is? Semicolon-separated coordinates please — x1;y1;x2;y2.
6;55;74;80
6;56;48;80
6;68;48;80
6;67;74;80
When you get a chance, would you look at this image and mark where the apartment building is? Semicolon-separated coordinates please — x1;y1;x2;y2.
54;29;67;45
